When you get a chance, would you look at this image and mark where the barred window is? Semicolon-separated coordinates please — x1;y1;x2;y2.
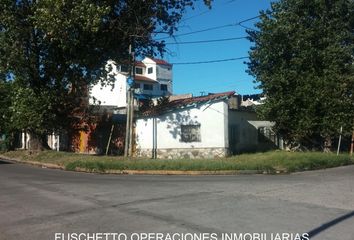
181;125;201;142
258;127;276;143
143;84;153;90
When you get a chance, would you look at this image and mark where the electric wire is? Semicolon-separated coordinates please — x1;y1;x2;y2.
156;23;235;40
155;14;263;40
164;36;247;45
170;56;248;65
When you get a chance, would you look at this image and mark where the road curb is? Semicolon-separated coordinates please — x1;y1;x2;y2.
73;167;263;175
0;155;65;170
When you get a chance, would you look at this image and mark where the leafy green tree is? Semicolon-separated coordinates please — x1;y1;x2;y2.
0;0;211;150
247;0;354;151
0;80;12;135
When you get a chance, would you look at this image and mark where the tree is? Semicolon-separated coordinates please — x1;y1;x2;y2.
0;0;211;150
0;80;12;145
247;0;354;151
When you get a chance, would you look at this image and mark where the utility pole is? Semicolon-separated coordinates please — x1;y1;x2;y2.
124;88;131;157
128;46;135;157
124;40;135;157
337;126;342;156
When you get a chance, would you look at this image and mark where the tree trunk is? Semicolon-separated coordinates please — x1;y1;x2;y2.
28;133;50;151
323;136;332;153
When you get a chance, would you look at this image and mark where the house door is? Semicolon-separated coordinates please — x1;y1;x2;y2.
229;125;239;155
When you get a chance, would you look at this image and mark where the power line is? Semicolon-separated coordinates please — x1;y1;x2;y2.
156;24;235;40
164;36;247;45
238;23;258;32
182;9;210;21
171;57;248;65
156;14;263;41
238;14;263;24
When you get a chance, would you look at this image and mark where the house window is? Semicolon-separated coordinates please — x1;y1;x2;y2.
258;127;276;143
143;84;153;91
229;125;239;144
160;84;168;91
148;67;153;74
120;65;129;73
181;125;201;142
135;67;143;75
133;83;140;89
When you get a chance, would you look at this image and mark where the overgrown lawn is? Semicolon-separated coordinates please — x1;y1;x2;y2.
2;150;353;174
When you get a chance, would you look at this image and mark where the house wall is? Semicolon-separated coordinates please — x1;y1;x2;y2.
47;132;69;151
89;74;127;108
135;100;229;159
90;58;173;108
134;81;170;97
228;110;279;153
156;65;172;95
20;132;30;149
134;81;171;97
18;131;68;151
70;120;125;155
142;58;157;81
156;64;172;81
140;58;173;96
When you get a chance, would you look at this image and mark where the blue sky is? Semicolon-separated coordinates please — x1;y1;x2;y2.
156;0;273;96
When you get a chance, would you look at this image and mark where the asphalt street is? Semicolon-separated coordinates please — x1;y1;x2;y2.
0;159;353;240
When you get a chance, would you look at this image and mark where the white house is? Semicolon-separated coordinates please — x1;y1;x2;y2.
26;57;171;153
90;57;173;108
135;91;282;159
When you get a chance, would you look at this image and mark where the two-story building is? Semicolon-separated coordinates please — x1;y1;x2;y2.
56;57;173;154
90;57;173;108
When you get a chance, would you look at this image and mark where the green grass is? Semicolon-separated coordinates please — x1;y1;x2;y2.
2;150;353;174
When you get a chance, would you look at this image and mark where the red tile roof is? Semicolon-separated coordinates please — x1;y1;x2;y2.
169;94;193;101
151;58;172;66
139;91;235;117
134;75;157;83
135;61;145;67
